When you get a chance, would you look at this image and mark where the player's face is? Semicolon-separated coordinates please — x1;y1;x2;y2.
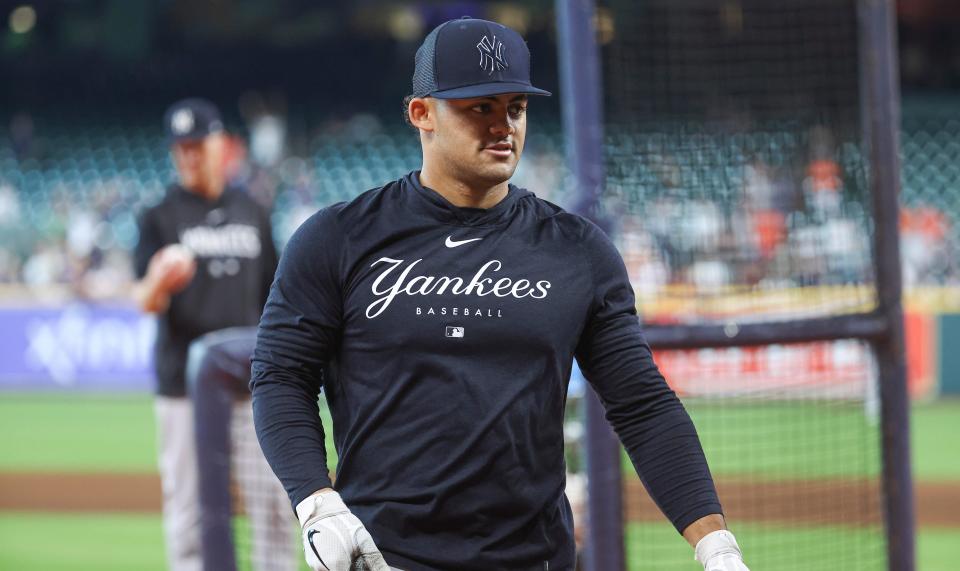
433;94;528;187
171;133;227;197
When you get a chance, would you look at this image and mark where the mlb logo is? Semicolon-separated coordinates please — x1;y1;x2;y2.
445;326;465;338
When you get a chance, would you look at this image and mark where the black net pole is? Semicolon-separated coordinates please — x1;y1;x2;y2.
858;1;915;569
556;1;626;570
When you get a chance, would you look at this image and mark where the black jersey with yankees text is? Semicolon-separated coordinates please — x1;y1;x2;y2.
251;172;721;571
135;185;278;397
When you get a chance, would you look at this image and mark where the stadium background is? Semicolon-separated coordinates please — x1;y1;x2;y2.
0;0;957;569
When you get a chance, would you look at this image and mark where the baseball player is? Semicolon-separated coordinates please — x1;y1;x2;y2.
133;98;282;571
251;18;750;571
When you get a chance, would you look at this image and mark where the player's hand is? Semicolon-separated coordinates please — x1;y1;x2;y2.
148;244;196;294
296;490;390;571
695;530;750;571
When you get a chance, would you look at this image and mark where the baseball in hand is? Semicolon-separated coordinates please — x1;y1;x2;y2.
155;243;197;292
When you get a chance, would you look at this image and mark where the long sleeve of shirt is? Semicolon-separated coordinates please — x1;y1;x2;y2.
251;208;344;506
575;223;722;533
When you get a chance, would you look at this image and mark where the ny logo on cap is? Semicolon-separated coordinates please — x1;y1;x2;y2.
477;35;508;75
171;109;195;135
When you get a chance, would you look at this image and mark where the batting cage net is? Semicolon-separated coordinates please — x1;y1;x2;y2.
228;399;301;571
622;343;886;570
603;0;874;319
594;0;900;568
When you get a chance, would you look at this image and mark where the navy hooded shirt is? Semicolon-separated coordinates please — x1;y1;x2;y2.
251;172;721;571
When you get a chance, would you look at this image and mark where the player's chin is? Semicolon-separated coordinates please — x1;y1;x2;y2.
477;155;519;180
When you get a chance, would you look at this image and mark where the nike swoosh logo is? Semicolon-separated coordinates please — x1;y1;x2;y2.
445;236;483;248
306;529;329;569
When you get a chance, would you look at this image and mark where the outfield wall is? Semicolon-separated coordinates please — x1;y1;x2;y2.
0;302;955;397
0;303;154;391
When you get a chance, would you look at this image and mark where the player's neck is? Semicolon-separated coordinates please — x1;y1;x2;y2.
418;168;508;210
183;180;225;202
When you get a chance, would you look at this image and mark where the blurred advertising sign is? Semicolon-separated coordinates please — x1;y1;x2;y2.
0;304;155;390
653;313;935;400
653;340;876;399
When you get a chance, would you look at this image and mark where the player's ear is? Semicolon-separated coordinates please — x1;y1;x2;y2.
408;97;435;132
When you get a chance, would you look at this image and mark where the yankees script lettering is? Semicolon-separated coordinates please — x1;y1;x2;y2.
366;257;551;319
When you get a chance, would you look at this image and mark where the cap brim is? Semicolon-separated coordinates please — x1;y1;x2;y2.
166;126;224;144
429;81;551;99
168;133;207;144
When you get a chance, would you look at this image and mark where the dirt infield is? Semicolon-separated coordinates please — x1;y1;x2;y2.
627;478;960;527
0;473;161;512
1;472;958;527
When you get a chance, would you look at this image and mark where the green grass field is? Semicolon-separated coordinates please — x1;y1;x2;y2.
0;394;957;570
0;513;953;571
1;395;954;479
625;522;956;571
619;400;887;480
0;393;337;472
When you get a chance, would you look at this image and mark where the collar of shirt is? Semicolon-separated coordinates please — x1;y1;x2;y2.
169;183;233;207
403;170;531;227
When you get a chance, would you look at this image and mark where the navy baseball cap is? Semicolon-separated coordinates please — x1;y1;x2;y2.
164;98;224;143
413;17;551;99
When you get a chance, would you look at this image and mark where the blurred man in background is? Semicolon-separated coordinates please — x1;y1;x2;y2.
133;98;283;571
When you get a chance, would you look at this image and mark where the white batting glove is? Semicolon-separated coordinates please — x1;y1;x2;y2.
695;530;750;571
296;490;390;571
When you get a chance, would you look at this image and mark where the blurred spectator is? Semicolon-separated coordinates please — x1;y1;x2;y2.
787;210;871;286
23;241;67;286
743;158;777;210
77;247;135;300
66;205;99;261
278;157;320;240
688;257;732;292
619;221;669;300
0;181;21;224
803;125;843;216
901;206;952;286
512;150;569;203
239;90;288;168
682;199;725;258
223;134;279;211
733;158;789;284
223;134;251;184
0;249;21;283
2;107;960;296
